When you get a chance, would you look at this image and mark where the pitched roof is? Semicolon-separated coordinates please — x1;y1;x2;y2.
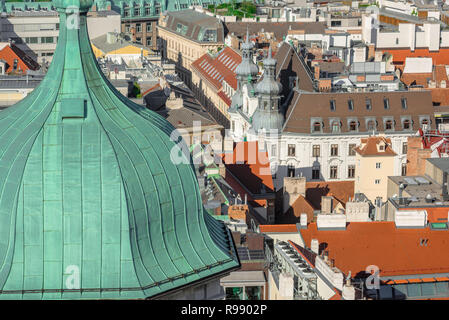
305;181;355;211
283;90;435;134
354;136;397;157
191;46;241;92
161;9;224;43
0;43;39;73
275;42;315;94
259;224;298;233
381;48;449;66
223;141;274;194
300;222;449;277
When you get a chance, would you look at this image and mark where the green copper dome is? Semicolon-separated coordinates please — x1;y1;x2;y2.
0;0;238;299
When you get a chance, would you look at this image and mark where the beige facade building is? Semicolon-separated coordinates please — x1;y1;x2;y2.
157;9;225;88
354;136;396;203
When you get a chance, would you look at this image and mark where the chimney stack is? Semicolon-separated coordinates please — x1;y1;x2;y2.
311;239;319;254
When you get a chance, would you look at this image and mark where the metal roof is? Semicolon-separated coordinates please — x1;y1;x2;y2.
0;0;238;299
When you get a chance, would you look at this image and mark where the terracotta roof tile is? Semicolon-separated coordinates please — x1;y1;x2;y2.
0;43;39;74
223;141;274;194
382;48;449;66
300;221;449;277
305;181;354;210
259;224;298;233
354;136;397;156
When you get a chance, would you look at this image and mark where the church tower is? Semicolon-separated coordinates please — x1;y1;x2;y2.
252;46;284;133
230;29;259;112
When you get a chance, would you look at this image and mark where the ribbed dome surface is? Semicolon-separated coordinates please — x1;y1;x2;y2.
0;0;238;299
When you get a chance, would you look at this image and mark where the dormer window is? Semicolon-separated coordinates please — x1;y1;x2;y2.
403;119;411;130
379;144;385;151
332;121;340;133
313;122;321;132
349;121;357;131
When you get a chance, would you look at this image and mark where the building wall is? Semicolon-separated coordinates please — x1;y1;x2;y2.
243;133;409;190
355;153;395;202
121;19;158;50
158;26;222;88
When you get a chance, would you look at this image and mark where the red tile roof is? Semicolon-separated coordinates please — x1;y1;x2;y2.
223;141;274;194
382;48;449;66
300;221;449;277
259;224;298;233
191;46;241;91
354;136;397;157
305;181;354;211
0;43;39;74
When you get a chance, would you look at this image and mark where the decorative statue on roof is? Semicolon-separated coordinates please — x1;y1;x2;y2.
0;0;238;299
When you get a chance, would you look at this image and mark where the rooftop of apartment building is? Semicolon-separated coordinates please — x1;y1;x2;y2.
159;9;225;43
389;158;449;209
224;21;327;41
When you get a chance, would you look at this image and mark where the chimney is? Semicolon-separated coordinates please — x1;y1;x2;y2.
321;196;333;214
314;65;320;80
398;183;406;205
443;171;449;201
300;213;307;228
311;239;319;254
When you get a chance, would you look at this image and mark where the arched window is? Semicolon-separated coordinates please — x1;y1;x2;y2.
385;119;393;130
313;122;321;132
421;118;429;126
367;120;376;131
349;121;357;131
403;119;411;130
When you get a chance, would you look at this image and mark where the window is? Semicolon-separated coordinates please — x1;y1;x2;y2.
367;120;376;131
376;162;381;169
403;119;411;130
330;99;336;111
402;142;408;154
155;6;161;14
135;37;142;44
348;99;354;111
349;121;358;131
330;144;338;156
330;166;338;179
379;145;385;151
125;24;130;32
41;37;54;43
146;37;152;46
421;118;429;128
385;119;393;130
136;24;142;32
134;8;140;16
348;144;356;156
312;168;320;179
331;121;340;133
288;144;296;157
313;122;321;132
124;9;130;17
312;145;320;157
348;165;355;178
375;179;380;184
145;7;151;15
401;97;408;109
146;23;152;32
287;164;295;177
271;144;277;157
401;163;407;176
383;97;390;109
25;37;38;44
366;98;372;110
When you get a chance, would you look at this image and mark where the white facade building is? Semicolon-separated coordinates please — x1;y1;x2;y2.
228;42;435;191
